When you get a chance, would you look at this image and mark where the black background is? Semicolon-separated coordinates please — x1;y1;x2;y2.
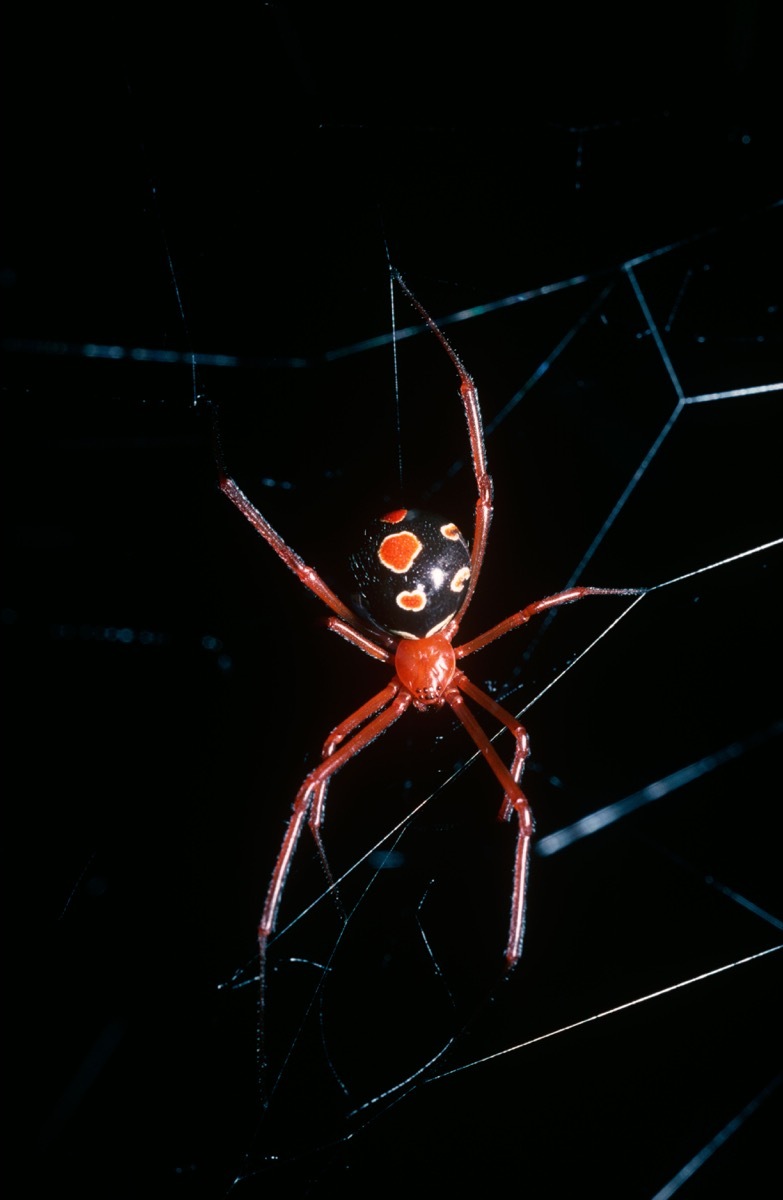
3;6;782;1198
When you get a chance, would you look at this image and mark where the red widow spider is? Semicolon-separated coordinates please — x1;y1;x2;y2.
217;271;639;971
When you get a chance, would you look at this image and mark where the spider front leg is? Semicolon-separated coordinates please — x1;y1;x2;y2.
218;474;360;627
392;271;493;633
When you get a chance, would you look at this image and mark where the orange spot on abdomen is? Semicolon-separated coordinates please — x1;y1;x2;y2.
379;530;423;573
397;589;426;610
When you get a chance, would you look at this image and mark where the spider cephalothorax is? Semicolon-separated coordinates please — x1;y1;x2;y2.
217;269;638;973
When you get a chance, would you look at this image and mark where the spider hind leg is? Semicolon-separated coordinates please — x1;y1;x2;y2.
446;679;534;968
258;687;412;953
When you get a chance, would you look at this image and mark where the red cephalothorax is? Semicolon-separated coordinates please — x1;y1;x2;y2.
394;633;456;708
216;269;640;976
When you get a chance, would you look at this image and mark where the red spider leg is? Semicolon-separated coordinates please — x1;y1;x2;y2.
447;374;493;635
456;586;643;660
449;587;642;963
309;620;393;836
258;688;412;955
445;685;533;968
325;617;394;661
219;475;359;626
392;270;493;633
456;673;531;822
303;680;404;925
309;678;397;830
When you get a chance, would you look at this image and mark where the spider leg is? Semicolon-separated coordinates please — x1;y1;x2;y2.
299;681;403;925
392;270;493;634
449;375;493;635
209;395;362;623
219;474;360;625
456;673;531;821
325;617;393;662
259;687;412;955
446;685;533;968
456;586;643;659
310;681;401;831
307;629;394;860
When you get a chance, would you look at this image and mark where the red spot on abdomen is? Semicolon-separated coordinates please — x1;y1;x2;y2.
379;530;422;573
397;588;426;611
381;509;408;524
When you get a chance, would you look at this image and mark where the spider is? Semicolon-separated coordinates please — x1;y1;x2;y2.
217;270;639;972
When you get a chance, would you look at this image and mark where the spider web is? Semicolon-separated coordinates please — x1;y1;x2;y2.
3;8;782;1199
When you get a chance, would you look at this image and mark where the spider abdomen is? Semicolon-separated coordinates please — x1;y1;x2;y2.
350;508;471;639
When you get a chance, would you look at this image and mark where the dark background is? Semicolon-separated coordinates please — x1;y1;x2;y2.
3;6;782;1197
